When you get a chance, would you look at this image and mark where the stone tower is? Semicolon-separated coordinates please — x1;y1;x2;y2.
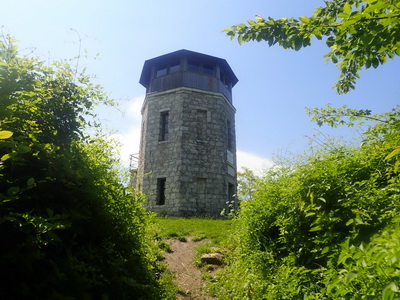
136;50;238;217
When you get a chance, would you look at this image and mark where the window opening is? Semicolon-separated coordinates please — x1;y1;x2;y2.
220;72;225;83
220;72;231;90
228;183;235;205
157;178;166;205
188;61;200;72
156;66;167;77
203;64;214;76
160;111;169;141
227;119;233;150
197;110;207;140
169;63;180;73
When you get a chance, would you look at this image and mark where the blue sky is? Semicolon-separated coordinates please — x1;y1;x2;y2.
2;0;399;173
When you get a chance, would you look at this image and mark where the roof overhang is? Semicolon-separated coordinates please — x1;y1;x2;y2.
139;49;238;88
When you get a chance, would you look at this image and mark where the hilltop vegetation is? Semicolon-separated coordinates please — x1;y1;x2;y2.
212;107;400;298
0;36;173;299
215;1;400;297
2;0;400;296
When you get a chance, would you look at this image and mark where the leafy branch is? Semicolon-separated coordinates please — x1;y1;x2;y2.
224;0;400;94
320;13;400;27
305;103;398;127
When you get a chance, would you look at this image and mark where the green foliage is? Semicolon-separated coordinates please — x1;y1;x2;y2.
224;0;400;94
237;167;260;202
0;35;172;299
214;107;400;299
306;103;400;127
221;2;400;297
323;217;400;299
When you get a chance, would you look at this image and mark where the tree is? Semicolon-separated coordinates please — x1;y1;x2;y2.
216;4;400;297
237;167;259;201
0;36;171;299
224;0;400;94
213;110;400;299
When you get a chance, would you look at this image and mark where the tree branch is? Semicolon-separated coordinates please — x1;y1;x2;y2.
320;14;400;27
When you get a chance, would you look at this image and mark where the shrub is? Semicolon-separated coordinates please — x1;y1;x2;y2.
214;108;400;299
0;35;172;299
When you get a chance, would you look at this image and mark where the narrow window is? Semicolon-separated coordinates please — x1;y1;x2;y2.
160;111;169;141
197;109;207;140
157;178;166;205
227;119;233;150
156;66;167;77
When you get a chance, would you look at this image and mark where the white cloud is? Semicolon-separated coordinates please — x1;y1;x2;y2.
112;126;141;166
111;95;144;167
237;150;274;175
125;95;144;120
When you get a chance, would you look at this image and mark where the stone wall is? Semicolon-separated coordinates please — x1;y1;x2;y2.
136;87;237;217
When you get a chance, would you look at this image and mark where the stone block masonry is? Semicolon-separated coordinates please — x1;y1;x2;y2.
136;87;237;217
136;50;238;217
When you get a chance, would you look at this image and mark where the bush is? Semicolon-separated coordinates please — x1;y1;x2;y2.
214;108;400;299
0;36;172;299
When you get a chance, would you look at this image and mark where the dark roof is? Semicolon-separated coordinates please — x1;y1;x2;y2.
139;49;238;88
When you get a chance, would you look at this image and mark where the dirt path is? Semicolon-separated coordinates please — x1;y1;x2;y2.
164;238;215;300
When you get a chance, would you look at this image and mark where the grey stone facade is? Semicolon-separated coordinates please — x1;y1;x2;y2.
136;50;238;217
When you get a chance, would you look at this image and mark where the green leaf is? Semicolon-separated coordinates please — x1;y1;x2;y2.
294;38;303;51
346;272;357;282
27;177;35;187
1;154;11;161
394;160;400;173
385;147;400;160
310;225;322;232
343;3;352;16
362;34;374;46
238;35;243;45
355;217;364;224
0;130;13;139
372;58;380;68
382;283;399;299
7;186;20;196
326;37;335;47
299;16;310;23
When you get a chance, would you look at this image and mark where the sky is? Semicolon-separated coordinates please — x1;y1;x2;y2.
2;0;399;174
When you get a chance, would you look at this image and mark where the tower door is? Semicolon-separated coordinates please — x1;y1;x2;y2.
157;178;166;205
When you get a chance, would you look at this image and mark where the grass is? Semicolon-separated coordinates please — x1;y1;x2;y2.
148;216;235;298
150;216;235;269
151;216;233;244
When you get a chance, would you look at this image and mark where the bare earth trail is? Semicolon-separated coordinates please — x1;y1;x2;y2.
165;238;215;300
